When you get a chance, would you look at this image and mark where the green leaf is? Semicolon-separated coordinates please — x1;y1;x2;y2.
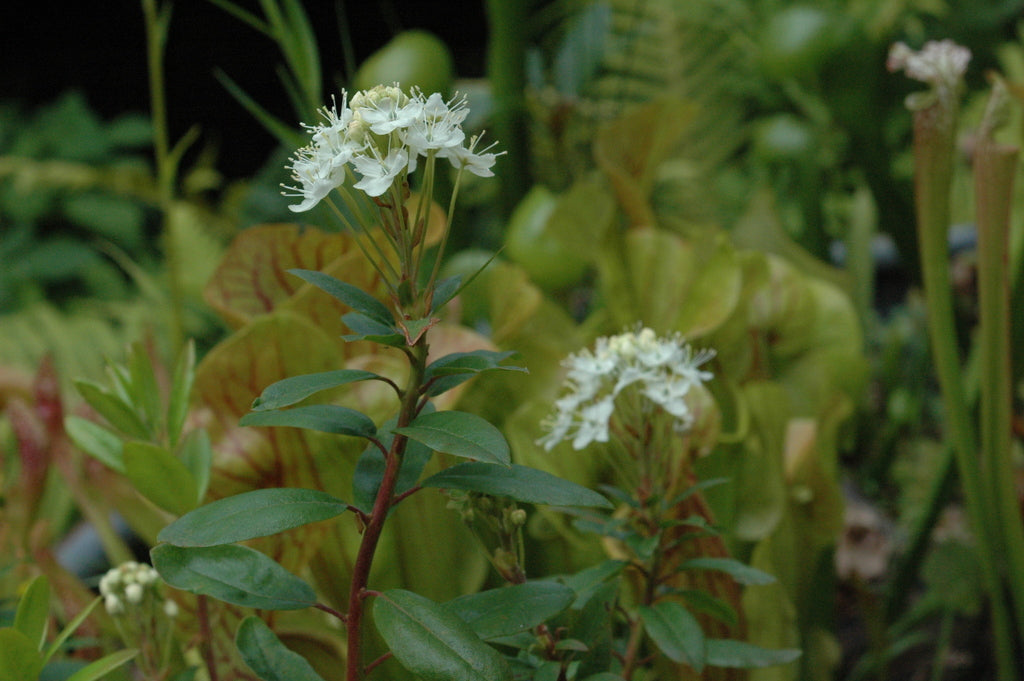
123;441;198;516
152;544;316;610
424;351;527;397
679;558;776;586
167;340;196;447
394;411;510;466
64;416;125;472
704;639;801;668
673;589;738;629
444;582;575;641
352;413;434;513
236;616;326;681
42;598;100;665
340;311;405;346
128;341;162;435
14;575;49;650
158;488;348;547
0;628;43;681
240;404;377;439
289;269;394;326
178;429;213;504
430;275;462;313
373;589;512;681
422;463;612;508
250;370;383;411
561;560;627;609
64;649;138;681
73;379;149;440
580;675;627;681
639;601;705;672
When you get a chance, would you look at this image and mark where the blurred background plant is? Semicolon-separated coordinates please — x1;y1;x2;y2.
1;0;1023;679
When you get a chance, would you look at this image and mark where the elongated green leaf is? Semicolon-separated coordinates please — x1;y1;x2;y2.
341;311;405;346
679;558;775;586
373;589;512;681
430;275;462;313
289;269;394;326
236;616;326;681
73;380;149;439
561;560;627;609
424;351;527;397
422;463;611;508
352;413;434;512
0;628;43;681
251;369;384;411
672;589;738;628
152;544;316;610
43;598;100;665
444;582;575;641
129;341;162;434
704;639;801;668
64;416;125;472
65;649;138;681
124;441;198;516
214;69;305;148
394;411;510;466
178;429;213;504
13;575;49;651
167;339;196;447
240;404;377;439
639;601;705;671
159;488;348;547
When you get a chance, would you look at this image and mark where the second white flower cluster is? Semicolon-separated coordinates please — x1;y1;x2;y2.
99;561;177;618
539;327;715;451
284;84;501;210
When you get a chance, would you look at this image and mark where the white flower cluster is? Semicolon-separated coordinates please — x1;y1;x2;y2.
539;328;715;451
99;561;177;618
283;85;501;210
887;40;971;90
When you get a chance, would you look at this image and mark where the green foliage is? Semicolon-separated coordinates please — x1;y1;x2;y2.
394;411;512;466
421;463;612;509
236;616;327;681
373;589;513;681
444;582;576;641
0;576;135;681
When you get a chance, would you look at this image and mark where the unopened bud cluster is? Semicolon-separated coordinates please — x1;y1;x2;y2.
99;561;177;619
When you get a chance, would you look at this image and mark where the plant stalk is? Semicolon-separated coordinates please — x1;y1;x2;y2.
345;341;429;681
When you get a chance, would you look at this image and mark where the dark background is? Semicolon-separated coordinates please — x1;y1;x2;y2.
0;1;489;177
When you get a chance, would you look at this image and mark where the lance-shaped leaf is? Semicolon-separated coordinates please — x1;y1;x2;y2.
341;311;405;346
13;575;49;651
289;268;394;327
373;589;512;681
639;601;705;672
422;462;611;508
394;411;510;466
423;350;527;397
158;488;349;547
152;544;316;610
444;582;575;641
65;415;124;472
0;629;42;681
250;369;385;411
353;412;434;512
704;639;801;668
64;649;138;681
124;441;198;516
73;379;149;440
236;616;326;681
679;557;775;586
240;404;377;439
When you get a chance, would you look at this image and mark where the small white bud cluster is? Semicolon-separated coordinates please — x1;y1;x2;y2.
98;561;176;618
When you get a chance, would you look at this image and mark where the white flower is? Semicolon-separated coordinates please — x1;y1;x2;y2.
441;134;503;177
352;147;409;197
402;92;467;158
164;600;179;618
539;327;715;451
887;40;970;86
